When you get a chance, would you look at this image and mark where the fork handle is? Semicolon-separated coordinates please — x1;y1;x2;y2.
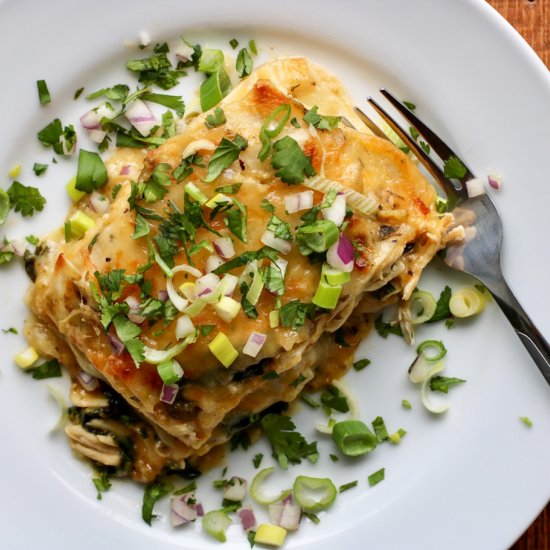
488;278;550;385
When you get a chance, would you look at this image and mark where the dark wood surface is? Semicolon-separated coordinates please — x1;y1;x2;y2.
484;2;549;547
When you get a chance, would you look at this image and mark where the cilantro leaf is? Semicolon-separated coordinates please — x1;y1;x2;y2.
142;481;173;525
226;197;247;242
374;314;403;338
279;300;311;331
236;48;253;78
126;53;185;90
267;215;292;240
427;286;452;323
204;135;248;183
112;313;142;343
27;359;62;380
75;149;108;193
443;156;467;179
32;163;48;176
213;246;278;275
143;163;172;203
261;198;275;213
262;265;285;295
205;107;226;129
403;101;416;111
303;106;341;130
430;376;466;394
261;414;318;469
140;92;185;117
271;136;316;184
37;118;76;154
93;471;112;500
215;182;241;194
7;181;46;217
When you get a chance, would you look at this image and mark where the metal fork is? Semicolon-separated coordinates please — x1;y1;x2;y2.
354;89;550;385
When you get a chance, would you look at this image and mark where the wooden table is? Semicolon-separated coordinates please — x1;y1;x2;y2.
485;2;549;547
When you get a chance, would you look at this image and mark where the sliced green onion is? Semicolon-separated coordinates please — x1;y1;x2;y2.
183;299;206;317
205;192;232;209
202;510;232;542
198;49;224;74
449;287;486;318
519;416;533;428
143;333;196;365
8;164;21;178
37;79;51;105
246;264;264;305
250;467;291;505
292;476;337;513
416;339;447;361
47;384;68;432
157;359;184;384
420;360;449;414
312;279;342;310
208;332;238;367
258;104;292;161
0;188;9;226
410;290;437;325
321;263;351;286
200;68;231;112
269;310;280;328
66;176;86;202
331;420;377;457
303;176;378;217
213;296;241;323
367;468;385;487
184;182;208;205
69;211;96;239
254;524;287;547
154;251;174;278
296;220;339;255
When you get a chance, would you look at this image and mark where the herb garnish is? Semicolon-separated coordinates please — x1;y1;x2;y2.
36;79;51;105
32;163;48;176
303;106;341;130
205;106;226;128
236;48;253;78
142;481;174;525
7;181;46;217
204;135;248;183
271;136;316;184
443;156;467;179
430;376;466;393
26;359;62;380
75;149;108;193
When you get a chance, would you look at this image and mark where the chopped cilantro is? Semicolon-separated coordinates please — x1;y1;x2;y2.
353;358;371;371
262;264;285;296
267;215;292;240
248;39;257;55
402;399;412;410
290;117;301;128
7;181;46;217
111;184;122;199
37;118;76;154
300;394;320;409
133;213;150;239
430;376;466;393
215;182;241;194
279;300;311;331
142;163;172;202
141;92;185;117
229;38;239;49
368;468;385;487
126;52;185;90
329;454;339;462
226;197;247;242
32;163;48;176
420;141;431;154
203;135;248;183
74;87;84;100
26;235;39;245
403;101;416;110
302;511;320;524
443;156;467;179
27;359;62;380
261;413;318;469
271;136;316;184
2;327;18;334
321;385;349;414
252;453;263;468
93;471;112;500
205;106;227;128
236;48;253;77
36;79;51;105
427;285;452;323
75;150;108;193
374;314;403;338
212;246;278;275
409;126;420;141
141;481;173;525
199;324;216;337
303;106;341;130
261;198;275;212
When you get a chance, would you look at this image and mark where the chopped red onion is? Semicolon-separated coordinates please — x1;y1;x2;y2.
125;99;157;137
9;239;28;257
238;507;256;532
268;502;284;525
170;494;198;526
273;258;288;279
139;30;151;47
196;503;204;517
213;237;235;259
323;192;346;226
80;110;102;130
195;273;220;299
158;289;169;302
206;254;224;273
125;296;146;324
119;164;131;176
243;332;267;358
326;233;354;272
76;370;99;392
279;502;302;531
223;477;248;502
466;177;486;198
487;172;503;190
260;230;292;254
284;190;314;213
160;383;179;405
174;41;195;63
107;331;125;356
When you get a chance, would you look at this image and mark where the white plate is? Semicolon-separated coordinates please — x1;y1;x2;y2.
1;0;549;548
